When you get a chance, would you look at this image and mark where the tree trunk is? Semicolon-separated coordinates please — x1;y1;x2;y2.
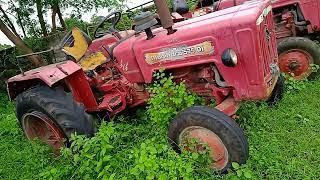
57;6;66;30
35;0;48;36
51;5;58;33
0;18;44;66
0;5;20;38
8;0;27;37
16;12;27;37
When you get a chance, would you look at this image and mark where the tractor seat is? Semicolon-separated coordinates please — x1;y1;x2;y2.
61;28;135;71
78;30;136;71
60;27;92;62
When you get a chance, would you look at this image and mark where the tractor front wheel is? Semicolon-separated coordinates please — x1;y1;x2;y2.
16;86;96;151
168;106;248;172
278;37;320;80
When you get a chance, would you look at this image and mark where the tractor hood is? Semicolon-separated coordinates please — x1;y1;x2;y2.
113;0;274;88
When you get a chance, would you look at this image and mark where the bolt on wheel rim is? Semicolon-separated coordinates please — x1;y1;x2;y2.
179;126;229;170
22;111;65;150
279;49;313;80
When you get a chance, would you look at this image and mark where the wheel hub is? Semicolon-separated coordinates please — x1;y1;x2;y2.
288;61;299;71
179;126;229;170
278;49;313;80
22;111;65;151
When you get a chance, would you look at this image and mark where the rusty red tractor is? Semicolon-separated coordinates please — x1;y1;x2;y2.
7;0;283;172
178;0;320;80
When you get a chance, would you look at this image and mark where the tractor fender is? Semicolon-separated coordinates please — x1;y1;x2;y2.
7;61;99;111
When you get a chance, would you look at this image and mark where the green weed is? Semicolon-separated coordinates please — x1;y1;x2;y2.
0;94;59;179
1;76;320;179
38;71;212;179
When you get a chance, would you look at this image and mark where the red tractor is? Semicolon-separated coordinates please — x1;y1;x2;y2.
7;0;282;172
178;0;320;80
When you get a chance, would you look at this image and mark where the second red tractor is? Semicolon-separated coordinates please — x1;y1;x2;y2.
178;0;320;80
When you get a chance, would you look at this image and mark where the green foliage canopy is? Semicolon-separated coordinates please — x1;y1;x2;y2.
0;44;11;51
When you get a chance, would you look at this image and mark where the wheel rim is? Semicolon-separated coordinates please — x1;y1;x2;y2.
22;111;65;151
179;126;229;170
278;49;314;80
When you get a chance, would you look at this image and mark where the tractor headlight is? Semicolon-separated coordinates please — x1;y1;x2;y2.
221;48;238;67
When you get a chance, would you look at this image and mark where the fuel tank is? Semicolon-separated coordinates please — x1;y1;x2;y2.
113;0;278;101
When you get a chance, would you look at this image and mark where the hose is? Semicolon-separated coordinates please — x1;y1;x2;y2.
291;11;307;26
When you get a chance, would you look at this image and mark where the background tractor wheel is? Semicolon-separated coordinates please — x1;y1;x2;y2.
266;74;285;106
16;86;96;150
168;106;249;173
278;37;320;80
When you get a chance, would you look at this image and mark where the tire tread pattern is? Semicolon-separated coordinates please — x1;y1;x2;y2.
168;106;249;172
16;86;96;139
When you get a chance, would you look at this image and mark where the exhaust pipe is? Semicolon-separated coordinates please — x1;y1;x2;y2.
153;0;176;34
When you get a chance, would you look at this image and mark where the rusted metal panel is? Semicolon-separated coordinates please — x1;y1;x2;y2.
7;61;81;100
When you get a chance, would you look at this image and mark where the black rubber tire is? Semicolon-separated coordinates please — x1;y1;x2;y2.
15;86;96;142
278;37;320;80
266;74;285;106
168;106;249;173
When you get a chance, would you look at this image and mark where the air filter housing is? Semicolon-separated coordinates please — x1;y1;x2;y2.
134;11;158;40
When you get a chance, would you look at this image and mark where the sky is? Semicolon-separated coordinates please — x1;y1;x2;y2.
0;0;151;46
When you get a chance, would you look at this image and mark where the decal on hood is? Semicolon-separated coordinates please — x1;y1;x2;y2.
145;41;214;65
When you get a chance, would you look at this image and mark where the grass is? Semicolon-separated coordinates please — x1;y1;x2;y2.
0;96;59;179
0;79;320;179
236;80;320;179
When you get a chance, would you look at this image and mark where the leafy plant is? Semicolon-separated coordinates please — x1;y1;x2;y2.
39;71;211;179
229;162;253;179
65;16;90;32
311;63;320;74
0;44;11;51
285;75;307;93
2;71;320;179
285;64;320;93
147;69;204;127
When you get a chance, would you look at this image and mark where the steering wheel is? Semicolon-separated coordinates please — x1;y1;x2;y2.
93;11;122;39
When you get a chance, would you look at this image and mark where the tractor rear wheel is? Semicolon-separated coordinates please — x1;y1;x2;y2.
168;106;248;173
16;86;96;151
278;37;320;80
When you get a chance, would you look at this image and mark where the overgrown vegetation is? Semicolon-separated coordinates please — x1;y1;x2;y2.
284;64;319;93
1;73;320;179
0;44;11;51
1;0;320;179
38;71;213;179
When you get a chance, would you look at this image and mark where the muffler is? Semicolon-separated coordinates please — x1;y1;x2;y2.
153;0;176;34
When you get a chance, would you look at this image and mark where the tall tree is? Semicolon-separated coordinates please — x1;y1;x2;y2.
0;5;20;38
35;0;48;36
15;0;39;37
51;0;66;32
51;4;57;32
16;9;26;37
8;0;27;37
6;0;126;38
57;5;66;30
0;5;43;66
65;0;125;16
0;18;43;66
50;0;124;33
